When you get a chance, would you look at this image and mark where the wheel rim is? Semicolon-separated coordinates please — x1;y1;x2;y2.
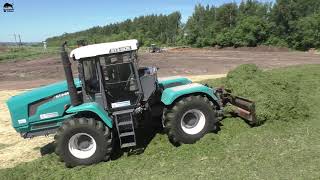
68;133;97;159
181;109;206;135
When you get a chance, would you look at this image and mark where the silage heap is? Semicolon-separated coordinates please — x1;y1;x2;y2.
223;64;310;124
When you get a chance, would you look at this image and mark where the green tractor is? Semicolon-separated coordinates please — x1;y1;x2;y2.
6;39;256;167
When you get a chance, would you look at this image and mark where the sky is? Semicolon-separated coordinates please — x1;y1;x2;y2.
0;0;273;42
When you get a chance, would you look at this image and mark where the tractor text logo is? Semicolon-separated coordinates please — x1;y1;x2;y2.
3;2;14;12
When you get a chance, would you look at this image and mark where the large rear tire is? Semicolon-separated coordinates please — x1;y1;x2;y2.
164;95;217;145
55;118;112;167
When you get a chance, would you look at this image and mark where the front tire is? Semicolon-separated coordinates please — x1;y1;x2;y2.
55;118;112;167
164;95;217;145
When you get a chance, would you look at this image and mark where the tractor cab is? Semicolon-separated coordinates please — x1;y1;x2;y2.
70;39;157;112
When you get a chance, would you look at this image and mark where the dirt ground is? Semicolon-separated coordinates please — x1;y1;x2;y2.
0;48;319;168
0;48;319;90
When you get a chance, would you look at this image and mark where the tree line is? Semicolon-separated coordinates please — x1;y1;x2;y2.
46;0;320;50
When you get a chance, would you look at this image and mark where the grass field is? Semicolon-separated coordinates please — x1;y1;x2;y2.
0;65;319;180
0;46;59;62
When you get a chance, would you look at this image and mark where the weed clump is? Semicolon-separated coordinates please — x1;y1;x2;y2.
214;64;309;123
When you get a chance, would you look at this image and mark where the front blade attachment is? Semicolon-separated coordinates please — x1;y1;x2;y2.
217;88;257;125
231;96;256;125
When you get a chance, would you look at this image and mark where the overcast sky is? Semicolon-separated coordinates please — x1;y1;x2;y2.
0;0;274;42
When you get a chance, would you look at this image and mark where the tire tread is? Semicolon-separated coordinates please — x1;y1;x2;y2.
54;117;112;167
163;95;217;145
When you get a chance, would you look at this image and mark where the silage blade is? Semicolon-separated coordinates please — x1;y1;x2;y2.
230;96;257;125
217;88;257;125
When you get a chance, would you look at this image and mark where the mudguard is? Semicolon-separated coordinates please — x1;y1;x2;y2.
66;102;113;128
161;83;219;105
158;76;192;89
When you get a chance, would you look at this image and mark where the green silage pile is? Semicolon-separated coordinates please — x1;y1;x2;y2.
208;64;312;123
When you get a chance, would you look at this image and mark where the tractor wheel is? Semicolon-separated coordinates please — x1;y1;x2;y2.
164;95;217;145
55;117;112;167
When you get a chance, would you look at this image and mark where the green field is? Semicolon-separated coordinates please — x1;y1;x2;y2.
0;46;59;62
1;65;319;180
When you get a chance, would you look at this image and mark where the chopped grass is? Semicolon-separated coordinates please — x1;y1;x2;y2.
0;143;8;150
0;65;320;179
0;46;59;62
204;64;311;124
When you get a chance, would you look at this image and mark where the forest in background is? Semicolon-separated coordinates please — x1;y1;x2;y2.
46;0;320;50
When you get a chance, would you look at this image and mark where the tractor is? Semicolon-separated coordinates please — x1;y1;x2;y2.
148;44;161;53
6;39;256;167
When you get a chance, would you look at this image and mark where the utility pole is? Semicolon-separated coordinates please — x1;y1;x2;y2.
13;33;17;46
18;34;22;47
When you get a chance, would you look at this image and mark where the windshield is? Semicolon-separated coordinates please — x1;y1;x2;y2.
99;52;140;109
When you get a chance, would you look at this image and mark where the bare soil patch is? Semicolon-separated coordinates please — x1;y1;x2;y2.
0;48;319;90
141;48;320;78
0;46;9;53
170;45;291;52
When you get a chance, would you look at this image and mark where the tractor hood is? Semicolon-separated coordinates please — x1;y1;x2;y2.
6;79;81;129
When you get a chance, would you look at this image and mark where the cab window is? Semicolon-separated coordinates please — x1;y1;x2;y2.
82;59;100;93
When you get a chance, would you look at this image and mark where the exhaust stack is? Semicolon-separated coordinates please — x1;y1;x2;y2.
61;42;82;106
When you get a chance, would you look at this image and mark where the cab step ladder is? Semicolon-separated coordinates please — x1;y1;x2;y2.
113;109;137;148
